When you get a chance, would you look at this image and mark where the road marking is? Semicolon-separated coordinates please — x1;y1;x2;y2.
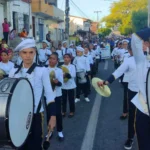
104;60;108;70
81;94;102;150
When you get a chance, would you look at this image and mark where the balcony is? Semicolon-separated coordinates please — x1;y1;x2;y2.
31;0;64;22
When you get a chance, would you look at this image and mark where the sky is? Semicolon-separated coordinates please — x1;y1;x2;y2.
58;0;120;21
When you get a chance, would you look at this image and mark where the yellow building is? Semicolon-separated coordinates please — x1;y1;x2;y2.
31;0;64;46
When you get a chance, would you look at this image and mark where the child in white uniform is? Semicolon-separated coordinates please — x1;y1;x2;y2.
62;54;76;117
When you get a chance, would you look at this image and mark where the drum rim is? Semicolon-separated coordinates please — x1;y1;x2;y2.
146;68;150;116
6;77;34;148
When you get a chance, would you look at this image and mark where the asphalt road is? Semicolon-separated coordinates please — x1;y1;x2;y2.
0;60;138;150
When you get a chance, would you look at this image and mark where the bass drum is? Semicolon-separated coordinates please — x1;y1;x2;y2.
0;78;34;148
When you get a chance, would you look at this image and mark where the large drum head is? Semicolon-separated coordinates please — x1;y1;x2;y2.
146;68;150;115
8;79;34;148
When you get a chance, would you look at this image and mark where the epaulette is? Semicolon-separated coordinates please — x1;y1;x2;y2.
84;55;87;57
124;52;128;54
14;64;20;68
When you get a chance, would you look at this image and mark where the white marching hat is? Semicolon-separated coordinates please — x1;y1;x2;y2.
122;39;129;43
15;39;36;52
76;46;84;52
42;40;49;46
62;41;67;44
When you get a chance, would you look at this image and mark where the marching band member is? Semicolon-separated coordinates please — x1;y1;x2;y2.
111;41;120;69
9;39;56;150
62;54;76;118
56;44;64;66
84;47;94;67
84;47;93;92
0;50;14;77
120;39;130;63
47;52;64;141
68;43;76;62
131;28;150;150
94;44;100;72
73;46;91;103
89;43;96;59
97;44;138;150
89;44;97;76
62;41;71;55
118;39;130;119
7;49;13;61
38;40;51;66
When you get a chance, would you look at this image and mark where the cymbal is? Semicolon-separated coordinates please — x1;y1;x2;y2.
92;77;111;97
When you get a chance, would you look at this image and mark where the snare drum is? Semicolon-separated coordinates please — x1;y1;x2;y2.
0;78;34;148
77;70;87;84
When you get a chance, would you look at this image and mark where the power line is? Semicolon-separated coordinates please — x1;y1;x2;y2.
70;1;86;18
70;0;90;19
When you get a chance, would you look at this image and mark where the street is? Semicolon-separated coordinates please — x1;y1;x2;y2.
0;60;138;150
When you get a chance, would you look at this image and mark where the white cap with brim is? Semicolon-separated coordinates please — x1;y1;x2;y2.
76;46;84;52
42;40;49;46
122;39;129;43
15;39;36;52
70;44;73;47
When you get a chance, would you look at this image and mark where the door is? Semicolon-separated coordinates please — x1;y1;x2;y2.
32;16;35;38
39;24;44;42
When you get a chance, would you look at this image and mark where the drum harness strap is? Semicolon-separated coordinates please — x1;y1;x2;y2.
14;62;46;114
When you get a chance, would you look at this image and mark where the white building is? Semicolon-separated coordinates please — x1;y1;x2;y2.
31;0;64;47
0;0;32;38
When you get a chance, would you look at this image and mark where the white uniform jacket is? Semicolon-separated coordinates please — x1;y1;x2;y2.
38;48;52;65
84;53;94;65
62;64;76;90
0;61;14;75
9;66;55;113
56;49;64;63
47;66;63;97
113;56;138;92
73;55;91;72
131;33;149;115
61;47;71;55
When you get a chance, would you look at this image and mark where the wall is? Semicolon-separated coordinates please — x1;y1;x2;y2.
69;16;88;35
0;4;4;38
7;0;32;36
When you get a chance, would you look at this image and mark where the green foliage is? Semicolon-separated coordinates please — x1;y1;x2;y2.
98;28;112;37
132;9;148;32
101;0;148;35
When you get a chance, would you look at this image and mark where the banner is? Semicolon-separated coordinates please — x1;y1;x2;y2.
101;46;111;59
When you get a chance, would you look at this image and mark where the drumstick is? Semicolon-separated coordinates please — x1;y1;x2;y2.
46;129;53;141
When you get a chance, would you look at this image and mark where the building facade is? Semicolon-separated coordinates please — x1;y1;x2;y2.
0;0;32;38
31;0;64;47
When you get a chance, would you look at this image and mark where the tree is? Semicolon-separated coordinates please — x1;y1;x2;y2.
101;0;148;35
98;28;112;37
132;9;148;32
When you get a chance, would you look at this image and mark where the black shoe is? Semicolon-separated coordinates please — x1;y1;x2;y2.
120;115;128;120
57;136;64;142
62;113;66;117
124;139;133;150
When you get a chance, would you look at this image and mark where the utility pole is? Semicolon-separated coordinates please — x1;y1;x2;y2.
65;0;70;40
94;11;101;33
148;0;150;27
